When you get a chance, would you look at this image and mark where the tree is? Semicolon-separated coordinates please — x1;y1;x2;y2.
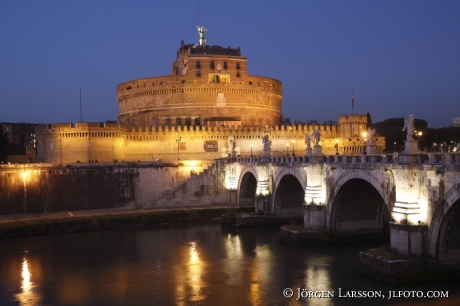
0;125;7;163
372;118;428;152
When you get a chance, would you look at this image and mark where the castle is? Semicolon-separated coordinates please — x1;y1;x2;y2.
36;27;384;164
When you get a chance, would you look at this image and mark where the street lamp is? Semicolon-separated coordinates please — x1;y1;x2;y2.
22;169;28;213
335;139;339;155
362;131;367;155
175;132;181;161
416;131;423;151
291;140;295;156
286;143;289;156
250;143;253;157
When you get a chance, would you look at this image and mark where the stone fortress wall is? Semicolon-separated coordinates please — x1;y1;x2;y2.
117;75;282;128
35;29;385;164
36;114;385;164
117;44;282;128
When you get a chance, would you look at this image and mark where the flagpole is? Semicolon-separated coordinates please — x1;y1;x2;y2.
351;91;354;114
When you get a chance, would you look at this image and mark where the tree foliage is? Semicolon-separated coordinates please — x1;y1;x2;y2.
0;125;7;163
373;118;459;152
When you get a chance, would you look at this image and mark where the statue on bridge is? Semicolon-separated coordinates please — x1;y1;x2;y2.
304;133;312;155
401;114;420;154
305;129;324;155
402;114;415;141
367;127;376;145
312;129;321;145
228;137;237;158
262;135;272;157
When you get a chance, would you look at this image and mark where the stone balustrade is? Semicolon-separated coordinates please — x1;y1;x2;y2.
233;153;460;166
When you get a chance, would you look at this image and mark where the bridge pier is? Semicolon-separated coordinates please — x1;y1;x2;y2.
390;223;428;255
303;204;327;229
255;196;271;214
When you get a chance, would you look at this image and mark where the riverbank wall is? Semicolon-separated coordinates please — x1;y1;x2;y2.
359;251;460;286
0;207;254;239
279;227;390;247
0;160;230;215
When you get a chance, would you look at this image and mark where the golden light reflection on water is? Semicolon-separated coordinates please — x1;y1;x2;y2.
249;266;261;306
249;245;273;306
175;241;206;305
15;257;41;306
299;260;332;306
22;259;31;292
188;242;203;301
224;234;243;285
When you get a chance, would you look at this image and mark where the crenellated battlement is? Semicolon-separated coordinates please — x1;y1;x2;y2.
116;42;283;128
117;75;282;99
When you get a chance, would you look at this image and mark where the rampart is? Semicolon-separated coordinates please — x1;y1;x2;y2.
117;75;282;128
35;119;385;164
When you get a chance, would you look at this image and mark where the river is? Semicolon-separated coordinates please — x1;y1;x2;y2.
0;224;459;305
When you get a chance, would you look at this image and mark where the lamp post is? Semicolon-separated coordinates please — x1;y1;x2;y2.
291;140;295;156
250;143;253;157
335;139;339;155
22;169;28;214
362;131;367;155
417;131;423;151
286;143;289;156
175;132;181;161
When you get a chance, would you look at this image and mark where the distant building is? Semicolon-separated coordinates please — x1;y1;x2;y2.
452;117;460;127
1;122;38;163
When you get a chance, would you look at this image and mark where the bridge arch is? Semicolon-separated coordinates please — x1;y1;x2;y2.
328;170;394;231
429;185;460;261
237;167;258;206
273;168;306;216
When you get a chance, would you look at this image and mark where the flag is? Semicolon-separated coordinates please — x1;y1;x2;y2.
352;91;354;109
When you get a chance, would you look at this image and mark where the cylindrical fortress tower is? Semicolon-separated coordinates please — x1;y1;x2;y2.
117;41;282;128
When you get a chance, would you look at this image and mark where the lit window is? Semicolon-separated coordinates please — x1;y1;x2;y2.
208;74;230;83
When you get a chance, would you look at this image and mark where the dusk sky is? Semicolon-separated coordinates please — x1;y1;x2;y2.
1;0;459;128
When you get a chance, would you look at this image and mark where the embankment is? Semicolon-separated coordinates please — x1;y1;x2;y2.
0;207;253;239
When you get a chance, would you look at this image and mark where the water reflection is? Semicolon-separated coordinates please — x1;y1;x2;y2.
224;233;243;285
188;242;204;302
15;257;41;306
175;241;206;305
0;225;459;305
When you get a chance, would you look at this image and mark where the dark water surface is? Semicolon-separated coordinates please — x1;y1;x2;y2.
0;224;459;306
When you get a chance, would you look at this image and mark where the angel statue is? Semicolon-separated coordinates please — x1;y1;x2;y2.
402;114;415;141
367;127;375;145
196;26;207;46
262;135;272;151
304;133;311;149
312;129;321;145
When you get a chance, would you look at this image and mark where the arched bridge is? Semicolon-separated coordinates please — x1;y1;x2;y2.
224;153;460;261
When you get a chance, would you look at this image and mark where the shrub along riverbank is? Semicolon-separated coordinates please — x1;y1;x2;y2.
0;207;254;239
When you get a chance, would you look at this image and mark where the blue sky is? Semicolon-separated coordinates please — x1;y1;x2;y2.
1;0;459;127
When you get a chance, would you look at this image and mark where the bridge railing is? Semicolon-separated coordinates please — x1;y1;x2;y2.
233;153;460;166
